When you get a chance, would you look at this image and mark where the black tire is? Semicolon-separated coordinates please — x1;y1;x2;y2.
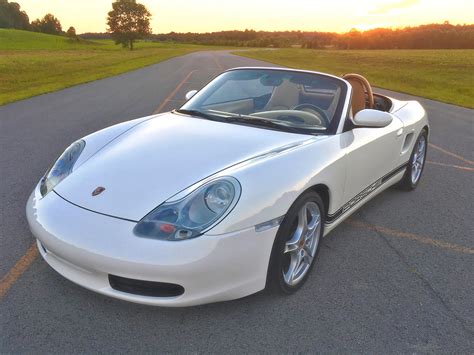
398;129;428;191
266;190;325;294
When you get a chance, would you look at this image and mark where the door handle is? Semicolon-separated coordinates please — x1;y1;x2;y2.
396;128;404;137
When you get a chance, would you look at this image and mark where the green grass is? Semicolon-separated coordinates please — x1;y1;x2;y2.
235;48;474;108
0;29;229;105
0;28;99;50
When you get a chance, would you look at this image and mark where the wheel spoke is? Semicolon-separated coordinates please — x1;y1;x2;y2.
417;140;425;156
304;244;314;258
284;252;302;285
303;249;313;265
284;213;305;254
284;238;299;254
307;213;320;232
417;152;425;164
299;206;308;230
294;252;306;276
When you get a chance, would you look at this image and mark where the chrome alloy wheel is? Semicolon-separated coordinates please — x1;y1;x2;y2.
283;201;321;286
411;135;426;184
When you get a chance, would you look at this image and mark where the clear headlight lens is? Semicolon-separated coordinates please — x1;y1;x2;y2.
134;177;241;241
40;140;85;197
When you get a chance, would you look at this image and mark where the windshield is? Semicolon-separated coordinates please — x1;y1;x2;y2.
179;69;348;134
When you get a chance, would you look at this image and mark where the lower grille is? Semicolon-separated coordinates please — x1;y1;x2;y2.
108;274;184;297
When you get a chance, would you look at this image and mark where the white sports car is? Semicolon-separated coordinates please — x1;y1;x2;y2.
27;68;429;306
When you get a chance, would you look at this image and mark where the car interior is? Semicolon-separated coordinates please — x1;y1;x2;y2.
201;77;342;129
196;71;392;131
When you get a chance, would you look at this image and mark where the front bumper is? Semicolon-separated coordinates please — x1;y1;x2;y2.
26;187;277;306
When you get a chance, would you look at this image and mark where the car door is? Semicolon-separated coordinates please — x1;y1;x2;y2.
340;113;404;210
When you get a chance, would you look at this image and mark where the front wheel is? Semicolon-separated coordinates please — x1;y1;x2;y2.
267;191;324;294
398;129;428;190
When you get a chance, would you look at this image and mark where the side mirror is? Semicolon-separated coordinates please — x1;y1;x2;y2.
185;90;198;101
353;109;393;128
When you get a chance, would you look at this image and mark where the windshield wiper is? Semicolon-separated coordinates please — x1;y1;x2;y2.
206;110;304;133
175;109;226;122
177;109;310;134
232;116;303;133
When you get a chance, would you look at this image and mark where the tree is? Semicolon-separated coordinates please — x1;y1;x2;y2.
31;13;62;35
29;18;40;31
107;0;151;50
66;26;78;41
0;0;30;30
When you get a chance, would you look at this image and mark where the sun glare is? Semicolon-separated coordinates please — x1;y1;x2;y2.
15;0;474;33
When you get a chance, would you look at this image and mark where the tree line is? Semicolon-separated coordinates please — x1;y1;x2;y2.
82;22;474;49
150;23;474;49
0;0;78;39
2;0;473;50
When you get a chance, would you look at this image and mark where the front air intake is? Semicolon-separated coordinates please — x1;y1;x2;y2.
108;275;184;297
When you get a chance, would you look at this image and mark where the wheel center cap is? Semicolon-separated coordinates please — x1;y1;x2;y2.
299;238;305;249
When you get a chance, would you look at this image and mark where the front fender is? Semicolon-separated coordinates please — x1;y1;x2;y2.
207;135;346;235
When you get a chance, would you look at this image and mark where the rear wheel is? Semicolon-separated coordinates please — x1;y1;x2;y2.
267;191;324;294
398;130;428;190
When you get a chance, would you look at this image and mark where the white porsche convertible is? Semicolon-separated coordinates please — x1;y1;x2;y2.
27;68;429;306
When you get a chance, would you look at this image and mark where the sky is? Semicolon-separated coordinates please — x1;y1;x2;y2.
17;0;474;34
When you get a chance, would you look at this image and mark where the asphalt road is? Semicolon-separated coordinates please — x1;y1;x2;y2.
1;50;473;353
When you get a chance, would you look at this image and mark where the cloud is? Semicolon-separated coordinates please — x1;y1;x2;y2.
369;0;420;15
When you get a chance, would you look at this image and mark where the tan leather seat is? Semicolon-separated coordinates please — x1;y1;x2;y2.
343;75;366;115
342;73;375;116
264;79;300;111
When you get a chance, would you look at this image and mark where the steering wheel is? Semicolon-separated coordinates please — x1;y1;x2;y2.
292;104;330;127
341;73;374;109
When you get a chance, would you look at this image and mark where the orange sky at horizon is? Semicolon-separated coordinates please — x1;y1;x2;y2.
17;0;474;34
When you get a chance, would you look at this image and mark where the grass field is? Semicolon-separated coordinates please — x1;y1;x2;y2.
0;29;226;105
235;49;474;108
2;29;473;107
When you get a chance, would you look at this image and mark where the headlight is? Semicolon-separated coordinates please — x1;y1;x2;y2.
40;140;85;196
134;177;241;241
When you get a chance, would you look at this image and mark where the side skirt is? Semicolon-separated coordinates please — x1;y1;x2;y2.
323;162;408;233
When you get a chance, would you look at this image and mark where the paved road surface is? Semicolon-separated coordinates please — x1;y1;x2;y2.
1;51;473;353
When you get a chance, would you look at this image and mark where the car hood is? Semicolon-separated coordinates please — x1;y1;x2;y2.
54;112;311;221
